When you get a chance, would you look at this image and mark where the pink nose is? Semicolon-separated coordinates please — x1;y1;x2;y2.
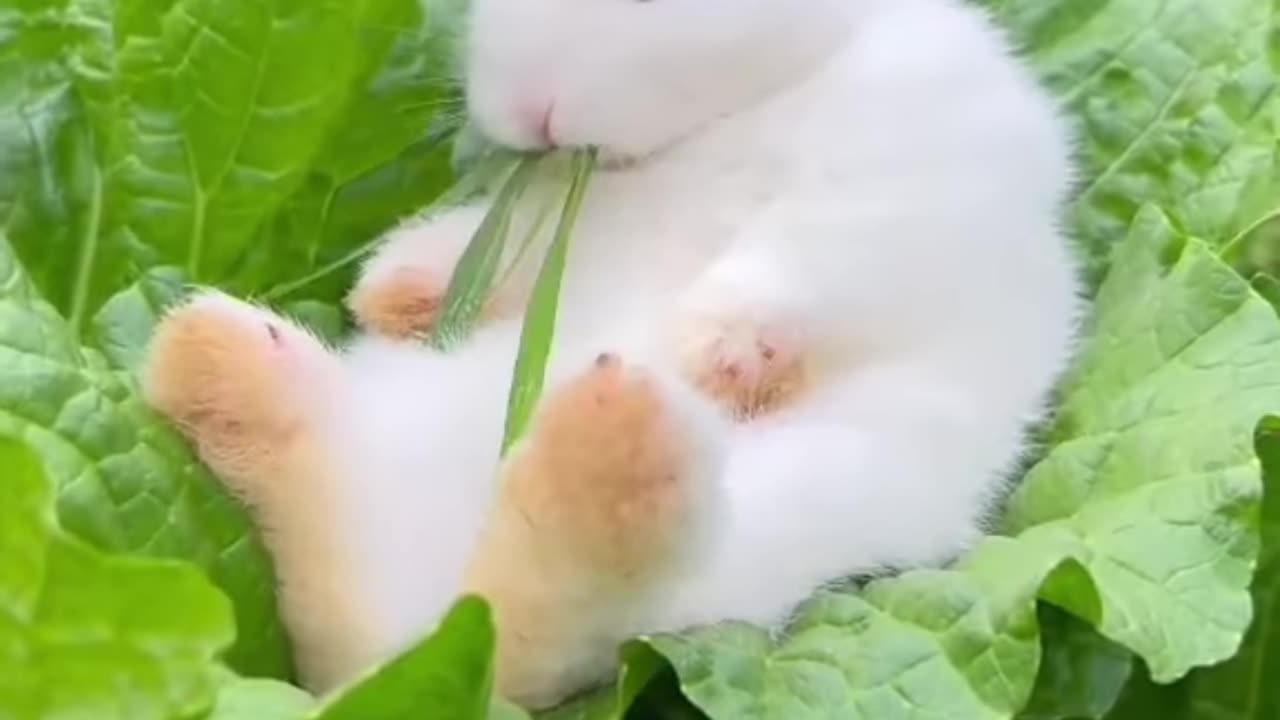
532;103;556;147
513;97;555;148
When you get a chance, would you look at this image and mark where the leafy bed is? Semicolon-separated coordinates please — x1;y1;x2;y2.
1;0;1278;718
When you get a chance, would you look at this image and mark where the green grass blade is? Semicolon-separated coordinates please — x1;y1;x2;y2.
501;148;597;454
429;154;542;349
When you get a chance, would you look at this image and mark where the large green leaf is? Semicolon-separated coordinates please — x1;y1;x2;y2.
0;437;234;720
1001;207;1276;681
983;0;1280;284
1101;417;1280;720
0;0;459;330
0;235;290;677
0;0;469;682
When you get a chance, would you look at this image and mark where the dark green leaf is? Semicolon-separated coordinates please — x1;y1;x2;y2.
1019;605;1132;720
0;235;291;677
0;0;460;330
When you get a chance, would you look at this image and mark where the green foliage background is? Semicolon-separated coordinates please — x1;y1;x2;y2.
0;0;1278;718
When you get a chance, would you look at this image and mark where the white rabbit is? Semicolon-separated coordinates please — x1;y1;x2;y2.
143;0;1082;709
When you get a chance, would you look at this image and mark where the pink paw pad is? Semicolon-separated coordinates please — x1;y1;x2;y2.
680;317;808;420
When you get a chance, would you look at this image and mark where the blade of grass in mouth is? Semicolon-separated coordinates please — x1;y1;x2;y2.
427;153;543;349
500;148;598;454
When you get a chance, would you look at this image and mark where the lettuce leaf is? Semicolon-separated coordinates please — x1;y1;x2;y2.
1102;421;1280;720
0;437;234;719
0;0;459;331
985;0;1280;285
0;228;291;677
0;0;466;680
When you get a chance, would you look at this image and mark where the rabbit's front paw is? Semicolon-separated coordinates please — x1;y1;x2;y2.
347;264;448;339
143;290;338;479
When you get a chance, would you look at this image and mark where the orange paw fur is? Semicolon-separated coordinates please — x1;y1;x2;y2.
347;266;447;339
510;352;693;570
464;353;705;707
143;292;382;693
142;292;335;485
347;265;521;339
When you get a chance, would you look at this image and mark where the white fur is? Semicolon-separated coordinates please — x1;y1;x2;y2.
303;0;1080;693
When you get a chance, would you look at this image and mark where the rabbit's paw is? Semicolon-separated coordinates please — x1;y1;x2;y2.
466;353;724;708
348;205;522;338
347;264;448;339
510;352;708;570
143;290;339;481
676;301;809;420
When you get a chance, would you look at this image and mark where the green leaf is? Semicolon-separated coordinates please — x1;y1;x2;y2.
208;668;316;720
0;0;460;331
984;0;1280;284
0;436;234;720
89;266;188;373
1003;206;1279;681
0;0;477;681
309;596;500;720
1018;605;1132;720
0;235;291;677
1103;417;1280;720
631;538;1060;720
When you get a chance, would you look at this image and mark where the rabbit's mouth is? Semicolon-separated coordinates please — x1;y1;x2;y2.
596;149;643;172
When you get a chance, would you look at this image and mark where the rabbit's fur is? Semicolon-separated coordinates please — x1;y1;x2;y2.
144;0;1082;708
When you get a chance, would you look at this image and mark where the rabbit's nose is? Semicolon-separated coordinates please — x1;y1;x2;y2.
530;102;557;148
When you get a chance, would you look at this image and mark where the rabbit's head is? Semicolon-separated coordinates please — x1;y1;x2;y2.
463;0;852;159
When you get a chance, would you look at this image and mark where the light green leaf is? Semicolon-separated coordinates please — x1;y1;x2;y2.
0;235;291;677
984;0;1280;284
208;668;316;720
1103;417;1280;720
629;538;1061;720
1003;206;1279;681
0;436;233;720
